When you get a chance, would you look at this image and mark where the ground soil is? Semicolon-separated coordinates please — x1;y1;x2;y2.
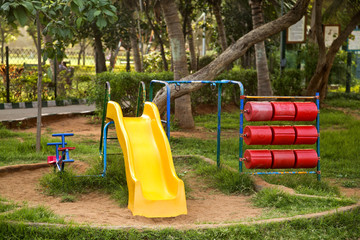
4;115;360;229
4;115;261;228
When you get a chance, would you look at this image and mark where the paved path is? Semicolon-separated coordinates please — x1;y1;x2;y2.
0;104;96;122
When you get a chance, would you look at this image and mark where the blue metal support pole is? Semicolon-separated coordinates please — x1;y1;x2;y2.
149;80;171;139
102;121;114;177
216;83;222;167
239;95;244;173
316;92;321;181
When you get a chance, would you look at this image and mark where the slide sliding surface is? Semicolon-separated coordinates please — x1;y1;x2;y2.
106;101;187;218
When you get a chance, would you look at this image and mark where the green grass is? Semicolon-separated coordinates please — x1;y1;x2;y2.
40;154;129;207
1;207;360;239
0;204;65;224
174;156;255;195
252;188;354;218
0;199;17;213
261;174;340;197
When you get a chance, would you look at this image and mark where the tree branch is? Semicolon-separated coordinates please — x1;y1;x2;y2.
153;0;310;113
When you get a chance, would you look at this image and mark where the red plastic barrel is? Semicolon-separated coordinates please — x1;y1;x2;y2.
271;150;296;169
244;150;272;169
271;126;296;145
243;126;272;145
294;102;318;121
294;149;318;168
294;126;318;145
244;102;273;121
271;102;296;121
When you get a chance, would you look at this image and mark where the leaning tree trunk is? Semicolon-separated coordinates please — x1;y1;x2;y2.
249;0;272;96
212;1;228;52
161;0;194;129
153;0;310;113
93;25;107;73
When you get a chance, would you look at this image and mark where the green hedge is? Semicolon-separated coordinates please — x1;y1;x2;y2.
90;72;173;116
90;68;309;116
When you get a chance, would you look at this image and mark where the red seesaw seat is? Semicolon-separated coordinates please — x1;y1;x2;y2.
47;156;57;165
58;147;76;151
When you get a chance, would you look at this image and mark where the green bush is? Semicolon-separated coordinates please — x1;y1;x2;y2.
89;69;259;114
89;71;173;116
191;68;257;106
272;69;304;96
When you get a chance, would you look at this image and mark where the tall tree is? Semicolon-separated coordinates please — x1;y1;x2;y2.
144;0;169;71
160;0;194;129
249;0;272;96
153;0;310;113
306;0;360;100
208;0;228;52
123;0;143;72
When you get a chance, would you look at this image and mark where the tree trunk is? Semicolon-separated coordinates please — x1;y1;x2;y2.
130;25;143;72
144;7;168;71
161;0;194;129
126;48;131;72
249;0;272;96
36;11;42;152
93;25;107;73
306;7;360;101
187;20;197;71
109;42;121;71
0;22;3;63
212;1;228;52
153;0;310;113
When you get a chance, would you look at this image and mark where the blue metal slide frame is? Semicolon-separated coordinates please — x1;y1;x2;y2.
149;80;244;168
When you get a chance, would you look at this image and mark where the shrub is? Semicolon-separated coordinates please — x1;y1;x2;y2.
89;71;173;116
272;69;304;96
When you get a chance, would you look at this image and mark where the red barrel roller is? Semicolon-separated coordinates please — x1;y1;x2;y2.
271;126;296;145
271;150;296;169
244;102;273;121
294;149;318;168
294;102;318;121
294;126;318;145
244;150;272;169
243;126;272;145
271;102;296;121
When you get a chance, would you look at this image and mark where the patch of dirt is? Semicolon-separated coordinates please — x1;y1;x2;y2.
18;116;102;138
0;163;262;228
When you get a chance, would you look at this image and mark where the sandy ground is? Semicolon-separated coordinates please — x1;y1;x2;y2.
4;115;360;228
5;116;262;228
0;163;261;228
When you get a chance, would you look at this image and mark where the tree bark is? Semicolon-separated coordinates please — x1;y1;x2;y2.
144;6;168;71
126;47;131;72
93;25;107;73
306;8;360;100
36;11;42;152
161;0;194;129
187;19;197;71
154;0;310;113
130;24;143;72
212;1;228;52
249;0;272;96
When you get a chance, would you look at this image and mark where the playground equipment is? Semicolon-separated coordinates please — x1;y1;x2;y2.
239;94;321;180
100;82;187;218
47;133;75;171
97;79;321;217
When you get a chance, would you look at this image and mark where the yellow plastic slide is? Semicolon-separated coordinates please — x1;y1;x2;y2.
106;101;187;218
